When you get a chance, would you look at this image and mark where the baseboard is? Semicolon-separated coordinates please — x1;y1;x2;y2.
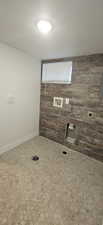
0;133;37;155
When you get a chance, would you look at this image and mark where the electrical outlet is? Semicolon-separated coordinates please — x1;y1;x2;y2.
8;95;15;104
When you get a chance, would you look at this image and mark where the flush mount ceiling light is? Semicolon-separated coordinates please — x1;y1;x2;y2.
37;20;52;34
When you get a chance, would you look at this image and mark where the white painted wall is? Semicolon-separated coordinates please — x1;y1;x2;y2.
0;43;40;154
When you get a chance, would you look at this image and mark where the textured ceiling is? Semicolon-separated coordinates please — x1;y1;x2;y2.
0;0;103;59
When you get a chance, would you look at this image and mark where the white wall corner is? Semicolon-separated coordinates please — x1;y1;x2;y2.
0;133;38;155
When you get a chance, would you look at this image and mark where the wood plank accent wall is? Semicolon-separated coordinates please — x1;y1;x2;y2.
40;54;103;162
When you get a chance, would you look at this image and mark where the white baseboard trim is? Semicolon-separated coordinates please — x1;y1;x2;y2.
0;133;37;155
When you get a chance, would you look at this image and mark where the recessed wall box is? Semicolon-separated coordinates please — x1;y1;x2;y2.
53;97;63;108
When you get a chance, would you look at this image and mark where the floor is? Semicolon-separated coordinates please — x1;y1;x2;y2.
0;136;103;225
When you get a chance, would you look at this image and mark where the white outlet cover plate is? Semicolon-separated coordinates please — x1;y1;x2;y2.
8;95;15;104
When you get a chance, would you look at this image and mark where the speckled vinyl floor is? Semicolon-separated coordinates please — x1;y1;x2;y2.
0;136;103;225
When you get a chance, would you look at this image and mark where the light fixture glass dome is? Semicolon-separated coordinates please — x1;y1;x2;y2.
37;20;52;34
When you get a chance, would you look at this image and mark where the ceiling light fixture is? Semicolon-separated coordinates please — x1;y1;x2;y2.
37;20;52;34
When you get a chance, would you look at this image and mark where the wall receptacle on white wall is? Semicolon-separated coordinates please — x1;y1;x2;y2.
8;95;15;104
